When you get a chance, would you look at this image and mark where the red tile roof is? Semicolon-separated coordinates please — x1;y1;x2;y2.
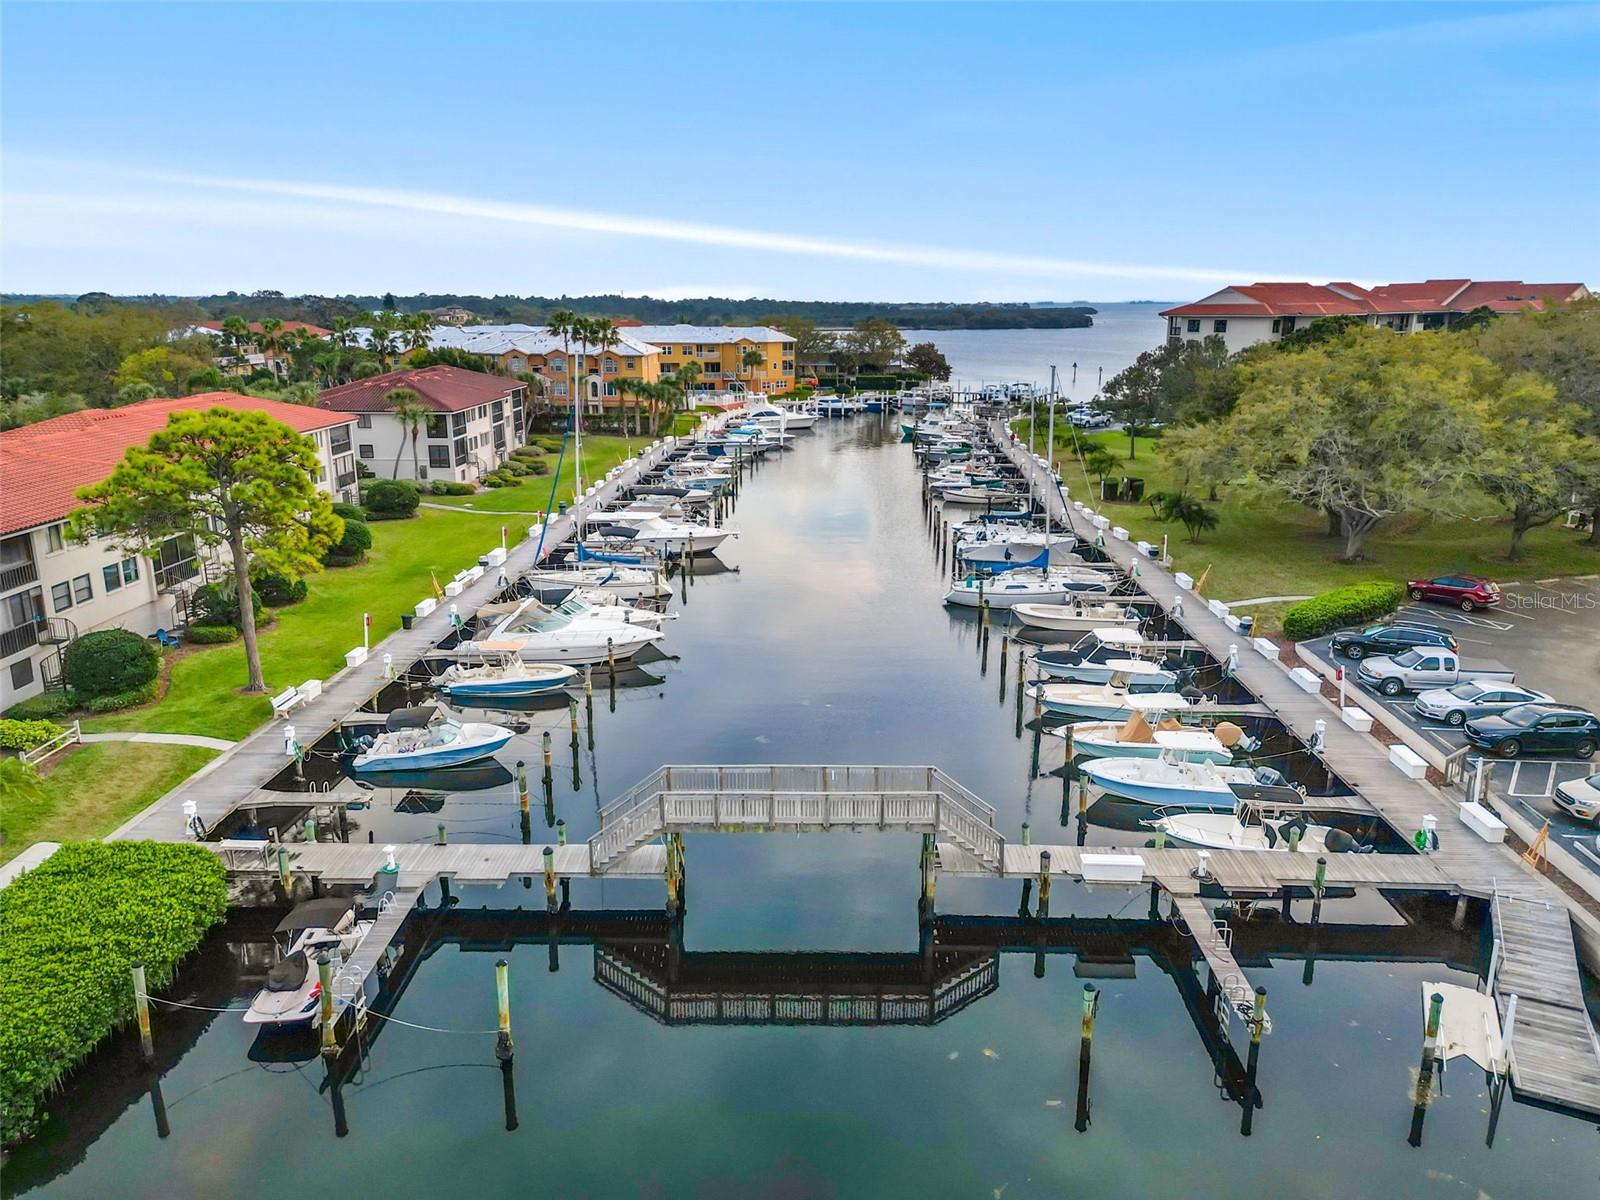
0;394;352;536
1161;279;1589;320
198;320;332;337
317;365;522;414
1448;282;1587;313
1161;284;1371;318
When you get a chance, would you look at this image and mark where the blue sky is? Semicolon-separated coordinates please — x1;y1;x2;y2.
2;2;1596;301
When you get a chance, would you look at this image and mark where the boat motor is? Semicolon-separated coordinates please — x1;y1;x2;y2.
1324;828;1374;855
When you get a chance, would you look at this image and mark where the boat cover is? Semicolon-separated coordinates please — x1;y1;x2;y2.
275;898;355;934
1226;781;1304;807
386;706;438;731
266;950;310;992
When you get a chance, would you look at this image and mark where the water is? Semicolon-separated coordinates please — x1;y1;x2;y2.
902;302;1169;402
9;418;1599;1198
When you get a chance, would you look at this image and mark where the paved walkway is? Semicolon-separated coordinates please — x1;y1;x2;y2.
80;731;235;751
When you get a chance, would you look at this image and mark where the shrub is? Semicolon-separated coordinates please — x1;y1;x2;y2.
190;582;264;629
524;458;551;476
428;480;475;496
331;501;366;523
4;693;75;720
364;478;420;520
510;446;542;462
483;473;514;488
83;679;160;712
185;624;239;645
502;459;532;476
252;569;308;607
1281;581;1405;642
535;436;565;453
323;517;373;567
0;843;228;1143
0;719;66;751
62;630;159;700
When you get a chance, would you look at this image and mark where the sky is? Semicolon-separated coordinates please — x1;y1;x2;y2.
1;1;1597;303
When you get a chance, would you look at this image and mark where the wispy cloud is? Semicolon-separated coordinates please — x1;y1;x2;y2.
5;156;1287;286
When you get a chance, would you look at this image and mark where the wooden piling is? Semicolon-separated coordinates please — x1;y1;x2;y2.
494;959;514;1062
543;846;557;912
132;963;154;1061
1075;983;1097;1133
517;760;529;814
1408;991;1444;1147
318;952;337;1059
1037;850;1052;917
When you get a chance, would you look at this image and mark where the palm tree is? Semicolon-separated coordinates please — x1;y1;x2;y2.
281;380;321;406
674;359;703;409
386;389;428;479
368;311;399;370
330;316;356;349
740;346;765;393
402;311;435;354
254;318;287;375
220;316;251;369
546;309;580;492
591;319;622;429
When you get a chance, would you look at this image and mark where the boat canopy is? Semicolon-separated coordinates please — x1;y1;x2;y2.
275;898;357;934
1091;627;1144;646
1125;692;1191;712
1103;658;1166;676
1226;780;1304;807
386;706;439;731
1153;729;1229;753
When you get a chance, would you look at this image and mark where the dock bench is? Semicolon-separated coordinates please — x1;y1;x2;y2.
271;686;304;718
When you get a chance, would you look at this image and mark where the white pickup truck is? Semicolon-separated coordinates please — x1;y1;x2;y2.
1357;648;1516;697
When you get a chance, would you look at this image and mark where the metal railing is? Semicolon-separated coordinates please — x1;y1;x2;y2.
0;559;39;592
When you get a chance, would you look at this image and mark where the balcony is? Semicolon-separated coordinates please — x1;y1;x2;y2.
0;622;39;659
336;470;358;489
329;435;353;456
0;559;40;593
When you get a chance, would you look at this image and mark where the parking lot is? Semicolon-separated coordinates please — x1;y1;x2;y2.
1301;575;1600;859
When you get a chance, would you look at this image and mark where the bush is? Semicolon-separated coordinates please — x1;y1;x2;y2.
4;692;75;720
535;436;565;453
364;478;420;520
510;446;542;462
483;473;514;488
252;569;308;607
524;458;551;476
502;459;532;476
331;501;366;523
83;679;160;712
428;480;475;496
62;629;159;700
1281;581;1405;642
0;719;66;751
0;843;228;1143
185;624;239;645
323;517;373;567
190;582;264;629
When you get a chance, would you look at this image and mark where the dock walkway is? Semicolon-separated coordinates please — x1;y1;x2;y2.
991;421;1600;1115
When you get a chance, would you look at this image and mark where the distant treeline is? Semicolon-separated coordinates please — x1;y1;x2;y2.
2;292;1095;331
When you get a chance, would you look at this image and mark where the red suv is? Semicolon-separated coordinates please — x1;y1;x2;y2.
1406;575;1500;612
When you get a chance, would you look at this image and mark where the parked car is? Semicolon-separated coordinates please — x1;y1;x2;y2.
1464;704;1600;759
1554;773;1600;826
1357;649;1515;697
1329;621;1457;660
1413;680;1552;726
1406;574;1501;611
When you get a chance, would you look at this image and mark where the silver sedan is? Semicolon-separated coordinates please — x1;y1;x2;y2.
1412;680;1552;727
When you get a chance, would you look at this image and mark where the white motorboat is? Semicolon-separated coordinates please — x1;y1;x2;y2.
484;594;669;632
743;403;817;430
1077;751;1289;809
1032;628;1151;678
1032;678;1192;721
1147;806;1334;854
521;564;670;601
348;705;513;773
1032;653;1179;689
434;657;578;702
619;515;734;555
958;533;1084;568
456;623;661;665
1049;709;1246;764
1013;600;1140;633
945;569;1117;608
244;899;375;1028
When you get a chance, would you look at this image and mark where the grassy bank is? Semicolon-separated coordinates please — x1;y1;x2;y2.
0;743;218;864
430;434;645;513
1020;424;1597;632
82;505;504;740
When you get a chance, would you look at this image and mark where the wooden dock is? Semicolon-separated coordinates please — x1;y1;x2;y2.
243;840;670;886
992;422;1600;1117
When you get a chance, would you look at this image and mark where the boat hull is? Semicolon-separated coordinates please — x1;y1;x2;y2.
352;731;513;774
1012;604;1137;632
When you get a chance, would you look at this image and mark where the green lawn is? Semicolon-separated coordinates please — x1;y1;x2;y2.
1023;425;1598;632
429;435;648;514
0;742;217;863
82;505;505;740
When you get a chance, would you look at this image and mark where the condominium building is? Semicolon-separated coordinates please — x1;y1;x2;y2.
625;324;797;395
426;326;663;413
318;365;530;483
0;395;358;706
1160;279;1591;353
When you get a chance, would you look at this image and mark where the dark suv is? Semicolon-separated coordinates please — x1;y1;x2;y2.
1329;621;1457;660
1465;704;1600;759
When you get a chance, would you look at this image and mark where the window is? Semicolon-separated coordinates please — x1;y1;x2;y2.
1186;319;1201;333
46;524;66;554
454;438;468;466
359;443;375;459
10;658;33;690
427;415;449;439
491;400;504;420
554;382;568;397
549;356;565;373
122;556;139;584
1213;319;1228;333
625;358;636;370
604;383;617;397
451;413;467;434
357;414;373;428
72;574;92;603
603;358;617;373
103;563;123;592
329;428;352;455
429;445;451;469
1271;318;1281;334
51;581;73;612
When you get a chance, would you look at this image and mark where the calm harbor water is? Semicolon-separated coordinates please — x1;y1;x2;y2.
902;302;1169;401
9;418;1599;1198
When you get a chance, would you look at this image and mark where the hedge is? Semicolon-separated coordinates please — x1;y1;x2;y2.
0;719;66;751
62;630;159;700
4;693;75;721
364;479;420;520
524;459;551;476
83;679;160;713
509;446;542;462
185;624;239;645
428;480;475;496
484;473;514;488
0;843;229;1143
1281;581;1405;642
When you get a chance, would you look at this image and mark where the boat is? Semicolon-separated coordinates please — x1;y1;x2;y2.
1032;628;1151;678
1078;751;1289;810
945;569;1117;608
1049;709;1247;764
243;899;376;1029
1035;655;1179;693
348;705;514;774
1032;676;1192;720
818;396;854;417
744;403;817;430
1143;782;1360;853
455;615;663;665
588;514;734;555
1013;600;1140;633
434;657;578;702
958;532;1084;568
520;564;670;601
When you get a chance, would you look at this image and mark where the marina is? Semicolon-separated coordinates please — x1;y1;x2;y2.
10;406;1600;1198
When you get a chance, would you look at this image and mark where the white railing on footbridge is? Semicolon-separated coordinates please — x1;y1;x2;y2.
589;765;1003;873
